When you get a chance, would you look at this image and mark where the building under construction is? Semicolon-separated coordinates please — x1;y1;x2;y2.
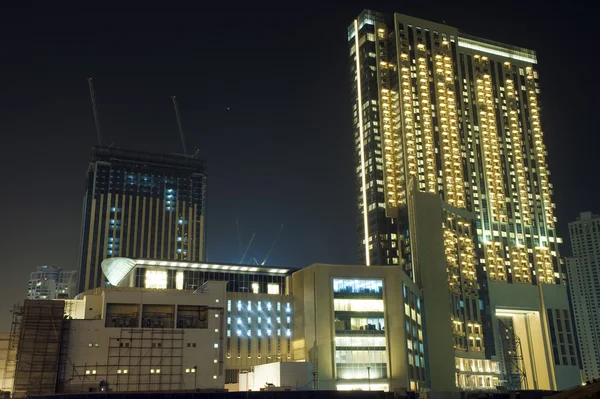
6;301;66;398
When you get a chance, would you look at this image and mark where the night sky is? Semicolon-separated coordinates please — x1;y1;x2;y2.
0;1;598;330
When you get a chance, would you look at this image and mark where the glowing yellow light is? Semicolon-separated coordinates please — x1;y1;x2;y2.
353;19;370;266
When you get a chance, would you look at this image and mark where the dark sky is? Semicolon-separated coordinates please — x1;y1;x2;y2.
0;1;598;330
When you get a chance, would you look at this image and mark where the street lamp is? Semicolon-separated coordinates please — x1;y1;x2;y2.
367;366;371;391
193;366;197;391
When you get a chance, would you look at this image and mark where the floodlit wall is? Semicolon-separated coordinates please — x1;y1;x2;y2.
58;283;227;393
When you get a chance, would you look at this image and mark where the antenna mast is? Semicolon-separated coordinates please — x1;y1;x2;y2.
88;78;102;146
172;96;188;155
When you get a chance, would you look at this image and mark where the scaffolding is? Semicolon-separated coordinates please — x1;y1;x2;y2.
498;317;527;390
12;300;65;398
2;304;23;394
59;328;185;393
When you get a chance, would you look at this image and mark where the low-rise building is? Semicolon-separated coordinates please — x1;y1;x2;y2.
291;263;423;393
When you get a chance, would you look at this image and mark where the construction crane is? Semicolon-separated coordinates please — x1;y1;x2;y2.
171;96;188;156
236;217;243;260
261;225;284;265
240;233;256;264
88;78;103;146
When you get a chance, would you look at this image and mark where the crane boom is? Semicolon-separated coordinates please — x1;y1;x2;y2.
240;233;256;264
236;217;243;259
172;96;188;156
261;224;284;265
88;78;103;146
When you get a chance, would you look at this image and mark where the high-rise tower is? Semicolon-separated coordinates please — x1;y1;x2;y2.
349;10;580;391
567;211;600;382
78;147;207;292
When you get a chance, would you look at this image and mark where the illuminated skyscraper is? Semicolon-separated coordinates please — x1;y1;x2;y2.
567;212;600;382
78;147;206;292
349;10;580;391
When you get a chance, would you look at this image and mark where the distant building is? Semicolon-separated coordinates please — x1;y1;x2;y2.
349;9;580;390
27;266;76;300
567;211;600;382
78;147;207;292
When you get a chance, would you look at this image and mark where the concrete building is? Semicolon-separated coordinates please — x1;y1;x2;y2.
78;147;207;292
291;263;423;393
27;265;77;300
567;211;600;382
409;187;578;392
349;10;580;390
97;258;296;390
0;332;9;392
4;258;426;395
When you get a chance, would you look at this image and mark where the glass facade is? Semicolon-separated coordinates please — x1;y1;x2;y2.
333;278;387;381
132;266;289;294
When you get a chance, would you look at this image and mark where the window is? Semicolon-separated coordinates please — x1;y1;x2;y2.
145;270;167;289
251;282;259;294
334;299;384;312
333;279;383;294
267;284;280;295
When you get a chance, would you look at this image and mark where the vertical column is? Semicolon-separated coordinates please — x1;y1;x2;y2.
503;63;531;226
434;39;465;208
474;55;507;224
416;43;437;194
525;67;554;231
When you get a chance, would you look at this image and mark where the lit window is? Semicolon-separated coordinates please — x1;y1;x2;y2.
214;343;219;348
176;272;184;290
145;270;167;289
267;284;280;295
333;299;384;312
252;282;259;294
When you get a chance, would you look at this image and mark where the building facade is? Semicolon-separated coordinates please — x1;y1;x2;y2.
567;211;600;382
349;10;579;390
78;147;207;292
27;266;77;300
100;257;296;388
4;259;426;395
291;263;423;393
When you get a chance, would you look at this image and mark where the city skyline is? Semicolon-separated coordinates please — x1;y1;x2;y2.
0;2;598;333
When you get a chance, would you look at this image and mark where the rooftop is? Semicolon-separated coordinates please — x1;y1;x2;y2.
92;146;206;172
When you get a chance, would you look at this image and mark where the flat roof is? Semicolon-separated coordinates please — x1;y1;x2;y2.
102;257;297;286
